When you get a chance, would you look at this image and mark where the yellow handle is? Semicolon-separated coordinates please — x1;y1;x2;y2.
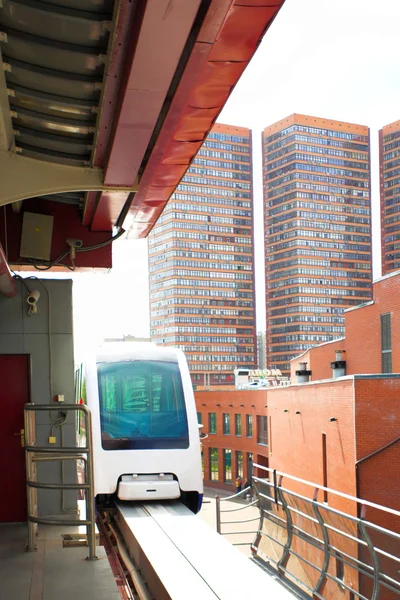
14;429;25;447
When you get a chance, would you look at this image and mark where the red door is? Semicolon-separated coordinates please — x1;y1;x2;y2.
0;355;30;522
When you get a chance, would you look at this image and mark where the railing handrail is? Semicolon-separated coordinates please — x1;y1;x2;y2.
24;402;97;560
215;472;400;600
252;462;400;518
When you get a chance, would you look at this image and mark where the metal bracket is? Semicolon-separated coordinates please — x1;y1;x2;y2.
312;489;331;597
359;506;380;600
0;32;8;43
7;88;14;97
2;62;11;73
276;479;294;575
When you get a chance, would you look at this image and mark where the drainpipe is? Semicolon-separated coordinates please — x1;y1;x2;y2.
295;362;312;383
330;350;346;378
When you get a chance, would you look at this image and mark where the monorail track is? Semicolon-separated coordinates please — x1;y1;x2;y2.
100;500;295;600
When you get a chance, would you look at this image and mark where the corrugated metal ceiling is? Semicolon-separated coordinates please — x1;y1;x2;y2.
0;0;114;169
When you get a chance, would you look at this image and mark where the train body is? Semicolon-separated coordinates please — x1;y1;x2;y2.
75;342;203;513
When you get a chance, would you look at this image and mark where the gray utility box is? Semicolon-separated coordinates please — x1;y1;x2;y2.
20;212;54;261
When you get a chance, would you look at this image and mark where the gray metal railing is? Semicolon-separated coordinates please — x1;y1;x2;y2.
24;403;97;560
216;487;261;546
216;465;400;599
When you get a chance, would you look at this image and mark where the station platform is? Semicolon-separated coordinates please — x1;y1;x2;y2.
0;523;120;600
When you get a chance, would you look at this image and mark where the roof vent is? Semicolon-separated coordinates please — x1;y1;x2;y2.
295;361;311;383
330;350;346;378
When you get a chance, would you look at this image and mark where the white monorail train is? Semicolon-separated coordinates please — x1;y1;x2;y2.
75;343;203;513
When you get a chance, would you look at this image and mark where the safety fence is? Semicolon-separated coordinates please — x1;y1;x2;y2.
216;464;400;600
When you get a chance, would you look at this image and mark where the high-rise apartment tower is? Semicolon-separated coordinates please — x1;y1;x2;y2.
379;119;400;275
262;114;373;374
149;124;256;387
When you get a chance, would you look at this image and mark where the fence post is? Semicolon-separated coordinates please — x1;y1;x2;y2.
273;469;278;504
216;496;221;534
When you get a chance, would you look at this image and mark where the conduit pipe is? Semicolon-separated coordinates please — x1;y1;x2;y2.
108;521;152;600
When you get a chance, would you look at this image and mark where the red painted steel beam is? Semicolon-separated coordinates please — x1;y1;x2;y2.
127;0;285;238
0;242;16;297
90;0;203;232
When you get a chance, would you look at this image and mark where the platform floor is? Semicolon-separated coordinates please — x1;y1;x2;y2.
0;523;120;600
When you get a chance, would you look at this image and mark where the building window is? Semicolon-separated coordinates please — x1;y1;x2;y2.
197;412;202;425
223;413;230;435
209;413;216;434
236;451;243;479
223;449;232;483
381;313;392;373
235;414;242;436
257;416;268;445
246;414;253;437
209;448;218;481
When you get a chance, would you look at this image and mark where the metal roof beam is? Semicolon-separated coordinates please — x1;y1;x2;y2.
0;150;137;206
0;46;14;152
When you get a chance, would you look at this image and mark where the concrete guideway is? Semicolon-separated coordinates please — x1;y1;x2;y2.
115;500;295;600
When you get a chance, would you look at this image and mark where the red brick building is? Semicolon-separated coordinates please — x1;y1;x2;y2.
196;389;269;492
196;273;400;598
262;114;372;376
290;269;400;381
196;376;400;600
149;123;256;388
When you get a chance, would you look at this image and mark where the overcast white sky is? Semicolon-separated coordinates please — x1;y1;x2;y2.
40;0;400;360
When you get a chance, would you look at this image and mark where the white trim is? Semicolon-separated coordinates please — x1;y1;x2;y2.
344;300;374;313
290;337;346;363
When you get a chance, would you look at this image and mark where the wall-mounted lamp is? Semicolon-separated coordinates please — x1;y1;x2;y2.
216;404;220;407
329;417;337;422
240;404;244;407
228;404;233;407
251;404;255;408
284;409;289;413
295;411;301;415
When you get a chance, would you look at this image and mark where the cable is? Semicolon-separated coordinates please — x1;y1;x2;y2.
76;228;125;253
27;276;53;399
3;206;8;261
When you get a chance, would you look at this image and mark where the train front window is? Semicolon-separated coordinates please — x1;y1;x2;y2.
97;360;189;450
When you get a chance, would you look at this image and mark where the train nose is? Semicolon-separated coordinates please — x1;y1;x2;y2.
118;474;180;501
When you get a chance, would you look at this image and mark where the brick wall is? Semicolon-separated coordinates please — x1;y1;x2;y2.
266;378;357;514
354;377;400;529
346;272;400;375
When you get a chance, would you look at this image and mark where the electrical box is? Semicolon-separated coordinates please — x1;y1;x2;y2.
20;212;54;261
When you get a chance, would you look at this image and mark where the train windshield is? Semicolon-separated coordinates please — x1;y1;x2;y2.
97;360;189;450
